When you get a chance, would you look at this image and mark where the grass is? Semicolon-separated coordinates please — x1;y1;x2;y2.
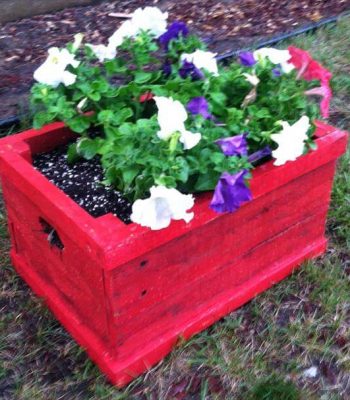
1;16;350;400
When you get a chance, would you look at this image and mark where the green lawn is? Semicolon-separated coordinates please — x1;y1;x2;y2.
1;17;349;400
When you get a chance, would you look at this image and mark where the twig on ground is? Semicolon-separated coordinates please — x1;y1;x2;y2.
108;13;132;19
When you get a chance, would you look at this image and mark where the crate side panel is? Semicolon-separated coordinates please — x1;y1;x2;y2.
111;209;327;358
1;177;110;342
107;161;335;327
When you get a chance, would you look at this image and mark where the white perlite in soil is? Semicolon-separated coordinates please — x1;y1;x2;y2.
33;144;132;223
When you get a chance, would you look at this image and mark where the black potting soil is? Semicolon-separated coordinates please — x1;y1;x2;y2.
33;145;132;223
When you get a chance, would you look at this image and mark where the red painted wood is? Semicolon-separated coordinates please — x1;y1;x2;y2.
0;121;347;386
110;210;329;358
3;179;110;342
107;162;335;318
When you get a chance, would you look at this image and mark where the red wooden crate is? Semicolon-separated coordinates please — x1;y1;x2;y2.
0;121;347;386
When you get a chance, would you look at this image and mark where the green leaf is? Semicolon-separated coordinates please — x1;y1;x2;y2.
119;123;135;137
194;173;219;191
122;167;140;186
227;108;244;123
113;108;133;125
98;110;114;124
134;71;152;84
104;59;127;75
98;109;133;127
210;152;225;165
105;166;122;188
76;138;100;160
155;175;177;187
33;112;54;129
67;116;91;133
88;92;101;101
175;157;190;183
91;79;109;93
77;82;92;94
104;126;120;139
210;92;227;106
67;143;81;164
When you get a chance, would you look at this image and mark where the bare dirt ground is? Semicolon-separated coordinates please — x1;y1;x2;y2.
0;0;349;119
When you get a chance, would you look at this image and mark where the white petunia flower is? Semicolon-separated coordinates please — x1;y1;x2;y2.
179;130;202;150
154;96;201;150
72;33;84;52
243;72;260;86
181;49;219;76
253;47;295;73
108;6;168;49
34;47;80;87
86;44;117;62
254;48;290;64
62;70;77;86
131;185;195;230
154;96;187;140
108;20;137;48
131;6;168;37
271;115;310;166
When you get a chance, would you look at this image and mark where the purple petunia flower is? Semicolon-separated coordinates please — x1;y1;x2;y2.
179;60;204;80
247;146;272;164
159;21;189;50
162;61;172;77
215;134;248;157
239;51;257;67
210;170;252;213
272;66;282;77
187;97;212;119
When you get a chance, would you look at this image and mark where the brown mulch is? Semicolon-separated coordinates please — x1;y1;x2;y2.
0;0;349;119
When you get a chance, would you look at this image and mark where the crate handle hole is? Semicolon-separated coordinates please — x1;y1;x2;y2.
39;217;64;250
